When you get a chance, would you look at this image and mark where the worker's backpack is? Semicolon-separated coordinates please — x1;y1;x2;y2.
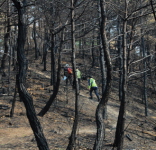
67;68;72;74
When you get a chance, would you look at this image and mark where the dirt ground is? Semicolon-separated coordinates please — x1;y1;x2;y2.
0;55;156;150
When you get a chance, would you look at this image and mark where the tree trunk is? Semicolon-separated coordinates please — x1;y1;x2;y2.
91;31;95;68
12;25;17;69
42;43;48;71
42;29;49;71
50;32;56;86
32;21;39;60
141;35;148;116
10;84;17;117
93;0;112;149
82;24;87;76
114;1;128;149
12;1;49;149
150;0;156;21
117;16;123;102
140;0;148;116
1;0;11;76
97;1;106;95
66;0;79;149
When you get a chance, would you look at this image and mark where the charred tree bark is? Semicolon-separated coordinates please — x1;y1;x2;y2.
114;1;128;149
42;29;49;71
97;3;106;96
99;43;106;94
42;43;48;71
150;0;156;21
10;84;17;117
93;0;112;149
12;1;49;149
12;25;17;70
82;24;87;76
98;8;107;119
140;0;148;116
141;32;148;116
1;0;11;76
117;15;123;102
91;31;95;68
32;21;39;60
66;0;79;149
50;32;56;86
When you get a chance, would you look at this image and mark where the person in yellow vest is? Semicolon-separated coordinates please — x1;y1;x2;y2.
88;76;100;102
76;67;81;86
73;67;81;89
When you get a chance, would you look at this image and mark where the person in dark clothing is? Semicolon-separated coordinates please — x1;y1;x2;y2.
64;64;73;85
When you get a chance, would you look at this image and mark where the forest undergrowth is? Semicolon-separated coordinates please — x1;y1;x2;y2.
0;54;156;150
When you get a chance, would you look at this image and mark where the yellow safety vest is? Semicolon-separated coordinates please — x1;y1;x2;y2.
88;78;97;89
76;69;81;79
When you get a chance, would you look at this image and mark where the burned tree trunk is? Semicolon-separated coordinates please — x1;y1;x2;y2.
1;0;11;76
12;0;49;149
66;0;80;149
50;32;56;86
42;29;49;71
93;0;112;149
114;1;128;149
10;84;17;117
32;21;39;60
91;31;95;68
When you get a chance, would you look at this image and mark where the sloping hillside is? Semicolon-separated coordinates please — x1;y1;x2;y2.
0;52;156;150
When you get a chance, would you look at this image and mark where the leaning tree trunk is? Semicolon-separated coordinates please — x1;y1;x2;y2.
12;1;49;149
150;0;156;21
66;0;79;149
114;1;128;149
93;0;112;149
38;30;64;117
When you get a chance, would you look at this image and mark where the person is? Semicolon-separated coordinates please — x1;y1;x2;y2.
88;76;100;102
73;67;81;89
64;64;73;85
76;67;81;86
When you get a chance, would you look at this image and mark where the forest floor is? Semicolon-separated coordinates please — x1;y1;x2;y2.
0;54;156;150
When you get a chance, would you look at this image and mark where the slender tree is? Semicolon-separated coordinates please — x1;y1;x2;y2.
140;0;148;116
93;0;112;149
114;1;128;149
1;0;11;76
32;20;39;60
66;0;80;149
